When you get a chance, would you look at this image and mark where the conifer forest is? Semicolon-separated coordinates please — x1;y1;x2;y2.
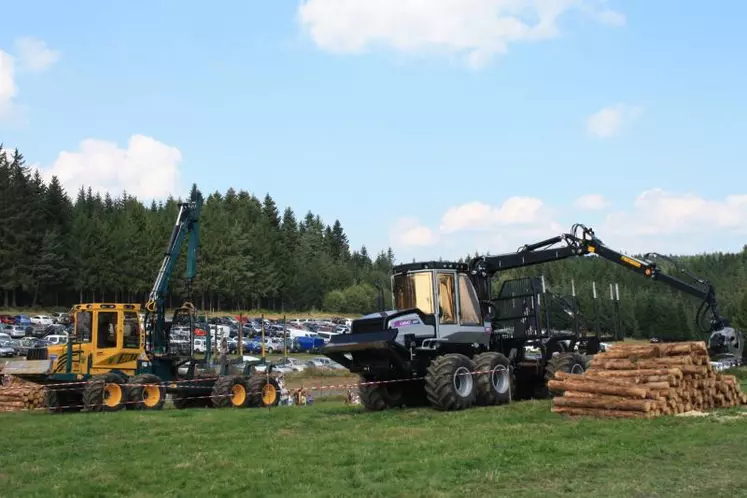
2;145;747;341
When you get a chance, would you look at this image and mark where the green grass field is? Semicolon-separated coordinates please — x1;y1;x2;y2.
2;391;747;497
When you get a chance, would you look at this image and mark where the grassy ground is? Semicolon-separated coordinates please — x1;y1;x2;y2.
2;389;747;497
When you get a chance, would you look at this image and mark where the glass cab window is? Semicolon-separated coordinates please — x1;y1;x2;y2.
437;272;456;324
75;311;92;343
123;311;141;349
393;271;434;315
458;274;482;325
97;311;118;349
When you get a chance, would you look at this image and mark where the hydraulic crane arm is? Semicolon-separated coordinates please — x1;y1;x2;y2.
469;222;742;360
467;232;587;302
515;224;726;333
145;189;203;355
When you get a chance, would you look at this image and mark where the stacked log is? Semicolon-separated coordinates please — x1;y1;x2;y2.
549;341;747;418
0;376;45;412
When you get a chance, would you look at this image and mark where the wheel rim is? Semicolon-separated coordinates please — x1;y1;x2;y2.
491;365;509;393
231;384;247;406
104;383;122;407
453;366;473;397
261;383;277;405
142;385;161;407
570;363;585;374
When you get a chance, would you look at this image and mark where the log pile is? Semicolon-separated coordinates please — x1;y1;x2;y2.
0;375;45;412
549;341;747;418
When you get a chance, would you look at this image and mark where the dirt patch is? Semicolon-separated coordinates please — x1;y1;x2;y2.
285;375;358;391
676;410;709;417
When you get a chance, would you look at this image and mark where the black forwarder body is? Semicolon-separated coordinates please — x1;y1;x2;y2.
324;308;436;377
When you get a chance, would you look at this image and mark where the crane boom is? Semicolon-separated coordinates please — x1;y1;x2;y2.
468;223;743;362
145;189;203;356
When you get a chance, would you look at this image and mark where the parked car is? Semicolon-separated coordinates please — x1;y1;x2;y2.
5;325;27;339
16;337;48;355
307;356;347;370
30;315;53;326
42;334;68;346
294;336;325;353
275;357;309;372
194;337;206;353
0;339;16;357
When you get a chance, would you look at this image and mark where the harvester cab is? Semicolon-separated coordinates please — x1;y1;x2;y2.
389;261;488;345
7;303;146;382
325;261;491;375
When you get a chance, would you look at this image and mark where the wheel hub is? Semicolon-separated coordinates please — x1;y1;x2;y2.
103;383;122;407
142;385;161;407
453;366;473;397
232;384;248;406
261;383;276;405
490;365;509;393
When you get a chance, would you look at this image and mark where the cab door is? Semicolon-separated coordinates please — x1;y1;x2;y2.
435;270;460;340
91;310;128;375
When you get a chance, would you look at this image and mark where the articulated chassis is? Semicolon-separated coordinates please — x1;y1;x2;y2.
326;274;603;408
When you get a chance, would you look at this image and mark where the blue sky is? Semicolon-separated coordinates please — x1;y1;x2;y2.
2;1;746;262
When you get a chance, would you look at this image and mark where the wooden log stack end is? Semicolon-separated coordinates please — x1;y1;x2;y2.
550;340;747;419
0;376;46;411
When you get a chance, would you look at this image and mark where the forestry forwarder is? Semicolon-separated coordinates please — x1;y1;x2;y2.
324;222;742;412
4;188;281;412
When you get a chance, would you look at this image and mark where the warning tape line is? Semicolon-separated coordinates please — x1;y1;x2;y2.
296;367;510;392
8;368;506;393
17;393;238;413
31;376;220;389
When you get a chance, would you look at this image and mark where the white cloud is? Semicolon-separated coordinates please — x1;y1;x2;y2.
390;189;747;260
297;0;625;68
602;189;747;237
390;217;439;247
13;37;60;72
439;197;552;233
573;194;609;210
586;103;642;138
37;135;183;200
0;49;18;121
0;37;58;124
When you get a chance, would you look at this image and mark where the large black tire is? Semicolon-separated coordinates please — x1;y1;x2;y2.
82;373;127;412
424;353;477;411
247;375;281;408
539;352;589;398
128;374;166;410
45;385;82;413
211;375;251;408
358;376;407;411
474;352;514;406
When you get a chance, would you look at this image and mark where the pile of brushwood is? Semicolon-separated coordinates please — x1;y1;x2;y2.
548;341;747;418
0;375;45;412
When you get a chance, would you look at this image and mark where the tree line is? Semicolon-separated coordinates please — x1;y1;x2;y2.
0;146;395;313
2;144;746;341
